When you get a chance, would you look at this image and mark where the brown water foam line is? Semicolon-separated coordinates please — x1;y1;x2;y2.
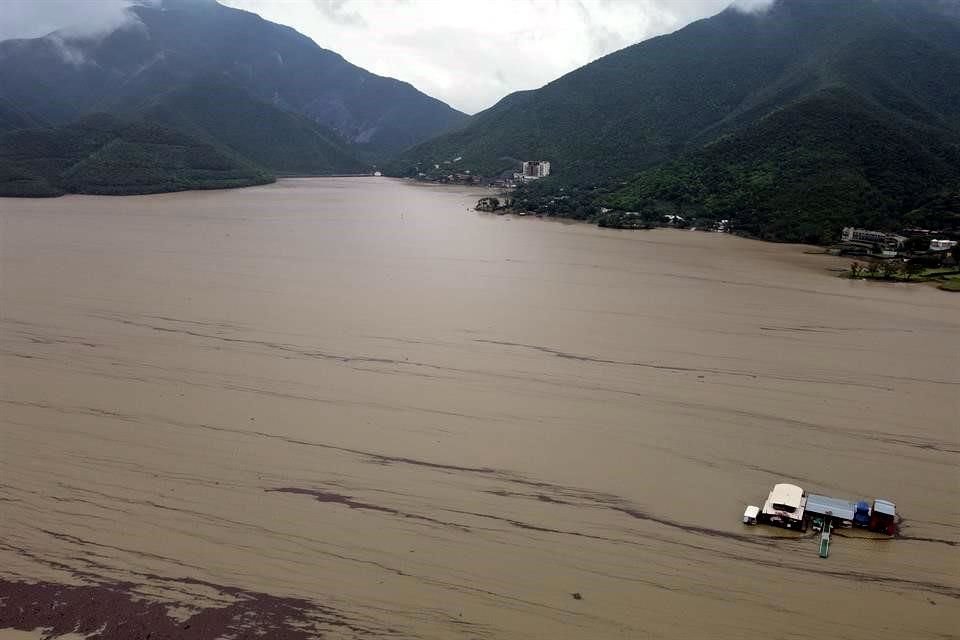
40;317;958;456
471;339;900;390
265;487;472;532
10;396;954;556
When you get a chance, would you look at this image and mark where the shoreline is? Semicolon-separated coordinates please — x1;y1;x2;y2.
0;174;390;200
473;208;960;290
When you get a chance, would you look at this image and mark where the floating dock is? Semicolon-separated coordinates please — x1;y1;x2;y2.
743;483;898;558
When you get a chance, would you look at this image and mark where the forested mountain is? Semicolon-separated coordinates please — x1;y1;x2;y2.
606;89;960;242
135;82;368;176
3;0;958;231
0;0;465;158
394;0;960;241
0;98;45;134
0;114;271;197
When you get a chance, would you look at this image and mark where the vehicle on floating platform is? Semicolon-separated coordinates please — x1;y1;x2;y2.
744;484;898;537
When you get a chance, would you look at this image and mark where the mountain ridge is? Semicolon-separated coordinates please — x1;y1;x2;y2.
393;0;960;240
395;0;960;180
132;80;369;176
0;0;466;157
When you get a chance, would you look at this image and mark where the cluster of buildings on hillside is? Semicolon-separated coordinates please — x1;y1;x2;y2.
411;158;550;188
488;160;552;188
839;227;957;258
516;161;551;182
410;156;483;184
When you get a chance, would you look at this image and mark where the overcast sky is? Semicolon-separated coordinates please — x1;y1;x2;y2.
0;0;772;114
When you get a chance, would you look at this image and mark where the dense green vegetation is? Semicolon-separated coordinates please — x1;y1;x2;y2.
0;114;272;197
905;188;960;231
393;0;960;242
137;82;369;175
847;260;960;285
509;181;606;221
0;98;44;134
0;158;61;197
0;0;459;195
0;81;372;197
605;90;960;243
940;276;960;291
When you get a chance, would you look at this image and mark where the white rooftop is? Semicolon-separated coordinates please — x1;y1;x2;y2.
768;483;804;509
873;499;896;516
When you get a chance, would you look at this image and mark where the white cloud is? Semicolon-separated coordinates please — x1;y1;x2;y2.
0;0;749;113
731;0;776;12
220;0;740;113
0;0;150;41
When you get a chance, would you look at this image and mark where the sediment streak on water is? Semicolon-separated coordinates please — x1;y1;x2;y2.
1;178;957;638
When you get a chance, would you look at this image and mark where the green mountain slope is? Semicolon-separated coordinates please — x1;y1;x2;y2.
0;97;44;133
392;0;960;240
0;0;465;157
136;82;369;175
0;114;272;197
605;89;960;243
395;0;959;183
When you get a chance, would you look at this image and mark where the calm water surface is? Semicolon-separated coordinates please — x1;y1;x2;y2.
1;178;958;638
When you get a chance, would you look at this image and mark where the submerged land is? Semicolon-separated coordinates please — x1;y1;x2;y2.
0;178;957;639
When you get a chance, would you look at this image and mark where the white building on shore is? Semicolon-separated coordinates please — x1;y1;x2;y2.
841;227;906;250
516;160;551;182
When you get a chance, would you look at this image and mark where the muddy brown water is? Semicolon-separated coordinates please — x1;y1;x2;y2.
1;177;957;639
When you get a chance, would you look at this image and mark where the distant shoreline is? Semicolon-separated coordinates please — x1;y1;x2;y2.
0;175;275;199
274;173;383;179
0;174;394;199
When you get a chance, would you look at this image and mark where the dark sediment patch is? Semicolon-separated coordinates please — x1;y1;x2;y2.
266;487;471;531
0;576;359;639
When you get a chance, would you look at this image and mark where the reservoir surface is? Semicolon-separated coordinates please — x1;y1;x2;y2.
1;177;957;638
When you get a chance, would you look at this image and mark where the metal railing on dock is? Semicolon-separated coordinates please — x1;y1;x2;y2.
818;512;833;559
